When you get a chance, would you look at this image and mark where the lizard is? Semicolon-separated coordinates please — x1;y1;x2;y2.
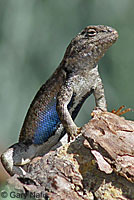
1;25;118;176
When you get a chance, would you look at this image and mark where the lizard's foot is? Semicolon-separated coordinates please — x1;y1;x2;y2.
91;107;107;118
68;127;81;142
1;147;28;176
112;105;131;116
1;142;36;176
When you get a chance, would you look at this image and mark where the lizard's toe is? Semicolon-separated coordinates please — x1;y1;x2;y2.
76;127;82;135
67;127;82;142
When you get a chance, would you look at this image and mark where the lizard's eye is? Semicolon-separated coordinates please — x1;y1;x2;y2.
87;29;97;37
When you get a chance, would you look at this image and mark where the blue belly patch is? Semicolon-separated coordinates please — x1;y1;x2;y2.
33;98;60;144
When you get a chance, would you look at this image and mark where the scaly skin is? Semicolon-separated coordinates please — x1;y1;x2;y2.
1;25;118;175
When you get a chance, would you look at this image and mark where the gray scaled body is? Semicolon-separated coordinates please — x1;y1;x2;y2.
1;25;118;175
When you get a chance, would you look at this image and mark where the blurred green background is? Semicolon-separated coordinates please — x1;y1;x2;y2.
0;0;134;182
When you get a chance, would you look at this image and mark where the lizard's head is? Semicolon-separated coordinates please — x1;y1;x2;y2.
64;25;118;70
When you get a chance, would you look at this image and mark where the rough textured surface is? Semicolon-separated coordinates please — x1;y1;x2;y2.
4;110;134;200
83;108;134;182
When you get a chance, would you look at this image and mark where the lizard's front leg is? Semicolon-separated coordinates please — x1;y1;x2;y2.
93;73;107;111
56;82;79;140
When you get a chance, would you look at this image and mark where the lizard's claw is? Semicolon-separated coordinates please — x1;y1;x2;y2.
68;127;82;142
77;127;82;135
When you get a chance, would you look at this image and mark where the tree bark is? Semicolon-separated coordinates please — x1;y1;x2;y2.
5;109;134;199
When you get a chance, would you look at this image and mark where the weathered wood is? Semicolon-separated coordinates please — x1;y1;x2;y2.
5;109;134;199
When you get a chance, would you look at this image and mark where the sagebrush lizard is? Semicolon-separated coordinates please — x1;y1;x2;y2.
1;25;118;176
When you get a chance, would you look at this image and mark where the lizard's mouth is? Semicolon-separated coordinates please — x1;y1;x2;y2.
91;32;118;57
94;31;118;46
